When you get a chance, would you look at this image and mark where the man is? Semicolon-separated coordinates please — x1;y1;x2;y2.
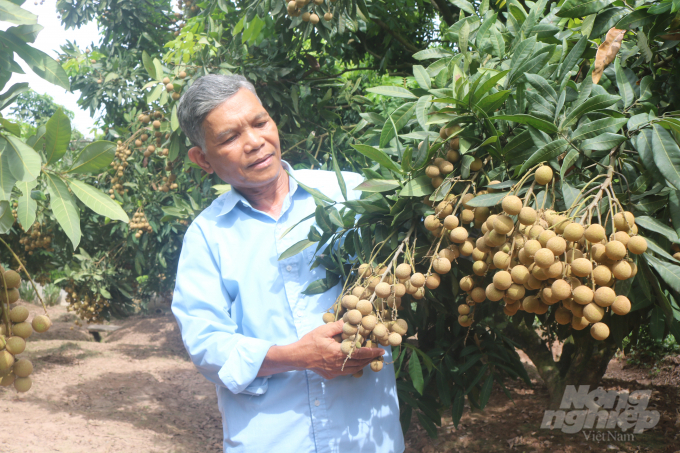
172;74;405;452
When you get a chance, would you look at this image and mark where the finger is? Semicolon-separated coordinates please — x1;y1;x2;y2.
317;319;344;337
347;347;385;361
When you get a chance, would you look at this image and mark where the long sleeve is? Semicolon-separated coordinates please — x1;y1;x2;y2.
171;223;274;395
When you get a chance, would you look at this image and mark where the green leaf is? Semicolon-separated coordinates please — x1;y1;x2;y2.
479;374;494;409
16;179;37;230
408;352;424;395
518;139;569;174
44;172;81;249
493;114;557;133
0;0;37;24
278;239;315;261
646;237;680;264
524;74;558;105
28;49;69;90
366;86;417;99
0;143;17;200
556;0;614;18
615;9;655;30
287;171;334;204
560;149;579;180
416;412;438;439
3;134;41;182
557;36;588;82
651;124;680;191
68;141;116;174
451;390;465;428
415;95;432;132
330;146;347;202
153;58;164;82
380;102;416;148
66;178;129;222
142;51;156;79
562;94;620;128
465;192;508;207
302;278;333;295
351;144;402;174
399;175;434;197
614;57;634;108
645;254;680;293
472;70;510;103
635;216;679;243
580;133;627;151
0;200;12;234
354;179;401;192
413;65;431;90
571;117;628;142
0;82;29;111
412;48;455;60
168;134;180;161
171;104;179;131
147;84;163;103
44;107;71;164
475;90;510;114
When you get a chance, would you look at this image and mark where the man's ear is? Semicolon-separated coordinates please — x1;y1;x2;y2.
188;146;214;174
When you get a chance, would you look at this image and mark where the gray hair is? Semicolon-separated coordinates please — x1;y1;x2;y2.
177;74;262;150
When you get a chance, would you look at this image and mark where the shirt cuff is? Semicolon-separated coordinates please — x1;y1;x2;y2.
218;336;274;395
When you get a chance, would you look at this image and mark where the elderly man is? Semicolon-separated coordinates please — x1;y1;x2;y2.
172;74;404;452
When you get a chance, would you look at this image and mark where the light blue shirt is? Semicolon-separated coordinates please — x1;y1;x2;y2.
171;163;404;453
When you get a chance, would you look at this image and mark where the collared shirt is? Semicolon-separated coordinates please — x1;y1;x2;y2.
171;163;405;453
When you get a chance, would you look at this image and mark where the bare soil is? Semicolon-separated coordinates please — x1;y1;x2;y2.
2;301;678;453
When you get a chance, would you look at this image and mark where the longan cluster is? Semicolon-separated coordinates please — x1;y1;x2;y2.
156;173;178;192
0;271;51;393
135;112;171;156
109;141;132;199
11;200;17;220
322;263;410;376
424;125;482;189
286;0;335;22
161;77;182;102
450;166;645;341
64;286;109;323
19;223;54;255
130;211;153;238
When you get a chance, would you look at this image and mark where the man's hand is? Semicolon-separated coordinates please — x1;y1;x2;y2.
257;320;385;379
297;320;385;379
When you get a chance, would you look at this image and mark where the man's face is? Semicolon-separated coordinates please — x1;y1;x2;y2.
190;88;282;190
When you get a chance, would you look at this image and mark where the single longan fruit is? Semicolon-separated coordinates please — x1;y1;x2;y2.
353;369;364;378
404;281;417;295
571;303;585;317
555;307;572;325
3;270;21;288
342;295;359;309
433;257;451;274
583;302;604;323
592;265;611;286
485;214;498;231
395;263;411;280
443;215;459;230
585;224;606;243
502;195;523;215
424;215;441;231
460;276;475;292
346;309;363;325
572;285;594;305
563;223;584;242
461;209;475;224
527;224;545;240
322;313;335;323
5;336;25;355
525;274;543;291
572;316;589;330
571;258;593;277
340;340;354;354
476;236;491;253
431;176;444;188
0;372;15;387
410;273;426;288
425;165;440;178
493;251;511;269
362;315;378;331
540;287;558;305
566;249;584;263
438;161;454;175
458;304;471;315
460;240;475;256
503;304;519;316
370;359;384;372
493;271;513;291
426;273;441;290
388;332;403;347
472;260;489;276
546;261;564;279
534;300;550;314
436;201;454;218
352;286;368;299
627;236;648;255
590;322;610;340
470;157;483;171
611;295;631;315
590;243;608;263
9;306;29;323
391;319;408;335
474;207;491;222
613;231;630;247
32;315;51;333
493;215;514;235
594;286;616;307
524;239;542;257
461;193;475;208
535;166;553;185
471;248;488;262
487;230;507;247
612;260;632;280
546;237;567;256
13;358;33;378
0;350;14;372
12;322;32;339
458;315;474;327
551;279;572;301
511;265;530;285
519;207;537;225
486;283;505;301
375;282;392;299
471;287;486;303
446;149;460;162
605;241;627;261
505;284;525;301
614;211;635;231
449;227;468;243
538;230;557;247
534;248;555;268
356;300;373;316
373;323;388;338
14;376;32;393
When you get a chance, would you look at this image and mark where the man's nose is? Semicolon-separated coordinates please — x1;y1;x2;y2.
243;127;265;153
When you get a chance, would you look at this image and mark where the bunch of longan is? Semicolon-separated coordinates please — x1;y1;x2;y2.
286;0;334;22
130;211;153;238
109;141;132;199
449;166;645;341
156;173;178;192
19;222;54;255
322;263;410;376
64;286;109;323
0;270;51;393
424;125;482;189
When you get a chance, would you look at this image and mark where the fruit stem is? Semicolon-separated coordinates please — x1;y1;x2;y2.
0;237;47;315
578;167;615;226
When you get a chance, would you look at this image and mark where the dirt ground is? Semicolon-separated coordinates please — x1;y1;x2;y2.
2;301;678;453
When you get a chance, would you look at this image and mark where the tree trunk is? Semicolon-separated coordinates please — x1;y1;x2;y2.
504;320;619;409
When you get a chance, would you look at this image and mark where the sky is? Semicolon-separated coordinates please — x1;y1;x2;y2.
1;0;100;136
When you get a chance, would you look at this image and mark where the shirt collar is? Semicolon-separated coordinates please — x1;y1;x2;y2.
217;160;298;217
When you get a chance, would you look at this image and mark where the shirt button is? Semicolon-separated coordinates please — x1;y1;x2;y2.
314;400;320;407
286;265;293;272
296;311;304;317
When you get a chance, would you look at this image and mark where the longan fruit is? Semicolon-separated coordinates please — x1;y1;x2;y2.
346;309;363;325
614;211;635;231
555;307;572;325
469;157;483;171
301;11;311;21
613;231;630;246
3;270;21;288
387;332;402;346
510;265;529;285
535;166;553;185
340;340;354;355
458;315;474;327
342;295;359;309
351;286;368;299
540;287;558;305
12;322;32;339
362;315;378;331
433;258;451;274
487;230;507;247
394;264;411;281
605;240;627;261
505;284;525;301
517;248;533;266
460;193;474;209
538;230;557;247
471;248;488;262
572;285;594;305
551;279;572;301
493;215;514;235
410;273;426;288
585;224;606;243
9;306;29;323
446;149;460;162
322;313;335;323
590;243;608;263
592;265;611;286
486;283;505;301
0;350;14;372
449;227;468;243
443;215;459;231
527;224;545;240
493;251;511;269
404;281;418;295
373;323;388;338
14;376;32;393
356;300;373;317
445;245;460;260
431;176;444;188
370;359;384;372
460;276;474;292
502;195;522;216
367;275;381;290
563;223;584;242
471;287;486;303
534;300;550;315
534;248;555;268
611;295;631;315
375;282;392;299
590;322;610;341
438;161;454;174
425;273;441;290
425;165;440;178
503;304;519;316
32;315;51;333
518;207;537;226
5;336;25;355
570;258;593;277
594;286;616;307
493;270;513;291
522;296;539;313
460;240;474;256
0;372;15;387
472;260;489;276
612;260;632;280
458;304;471;315
583;302;604;323
571;303;585;317
627;236;648;255
572;316;589;330
13;358;33;378
424;215;441;231
474;207;491;222
461;209;474;224
525;274;542;290
546;237;567;256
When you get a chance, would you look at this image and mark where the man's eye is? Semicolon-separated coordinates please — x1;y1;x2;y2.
256;121;267;128
224;136;236;144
